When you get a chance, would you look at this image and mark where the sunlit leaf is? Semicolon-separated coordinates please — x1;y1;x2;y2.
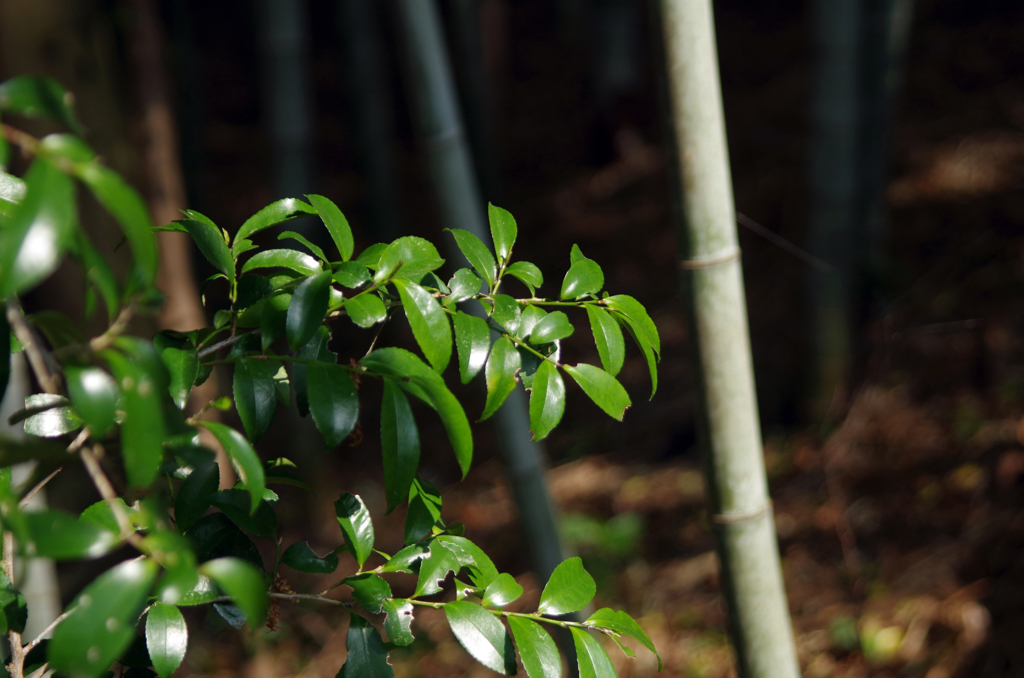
487;203;517;266
278;229;326;262
482;573;523;609
586;607;662;669
444;600;517;675
308;362;359;449
481;336;519;421
345;293;388;328
146;603;188;678
179;218;234;285
453;311;490;384
240;248;321;276
393;278;451;372
104;349;167;488
572;628;617;678
24;510;116;560
375;236;445;281
445;268;483;306
344;573;392;614
528;360;565;442
560;256;604;300
448;229;496;286
528;311;573;344
414;540;460;597
538;557;596;616
306;194;354;261
564;363;631;421
382;598;415;646
332;261;371;288
197;421;266;513
281;541;339;574
509;616;560;678
200;557;268;629
585;305;625;376
335;493;374;570
234;197;316;246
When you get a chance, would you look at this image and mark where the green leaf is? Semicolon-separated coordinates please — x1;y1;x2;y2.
405;477;442;545
603;295;660;355
414;540;460;597
518;305;547;339
332;261;371;288
79;498;131;536
211;490;277;539
560;257;604;300
62;366;119;437
382;598;415;646
448;229;496;285
78;163;159;288
488;203;517;265
73;231;119;321
338;615;393;678
584;306;625;376
0;76;81;131
375;236;445;281
25;510;116;560
482;573;523;608
528;311;574;344
571;628;617;678
444;600;517;675
344;573;393;614
361;348;472;477
278;230;326;262
485;294;520;335
146;603;188;678
241;248;321;276
233;197;316;246
381;380;419;514
104;350;167;488
197;421;266;513
445;268;483;306
0;586;28;635
586;608;661;669
158;345;199;410
233;358;277;443
380;543;430;574
528;360;565;442
335;493;374;569
306;194;354;261
434;536;499;589
538;557;596;616
481;336;520;421
21;393;81;437
393;278;452;372
287;270;331;351
259;292;291;351
509;616;561;678
0;433;68;467
308;362;359;449
345;293;388;328
185;513;264;571
180;218;234;285
564;363;631;421
281;541;339;574
293;326;335;416
174;459;219;532
505;261;543;296
0;159;76;297
48;558;158;678
200;557;268;629
355;243;387;269
453;311;490;384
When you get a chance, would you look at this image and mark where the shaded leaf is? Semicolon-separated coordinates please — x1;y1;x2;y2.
278;229;326;262
174;459;219;532
344;573;392;613
339;615;393;678
414;540;459;597
234;198;316;246
200;557;268;629
180;218;233;285
509;616;560;678
382;598;415;646
185;513;263;571
393;278;451;372
448;229;496;286
260;292;291;351
380;543;430;574
482;573;523;608
528;311;574;344
505;261;543;296
335;493;374;569
345;293;388;328
528;360;565;442
233;358;277;443
381;380;419;514
487;203;517;265
585;306;625;376
0;586;27;635
281;541;339;574
104;350;166;488
481;337;520;421
405;477;442;545
241;249;321;276
538;557;596;616
332;261;370;288
287;270;331;351
25;509;115;560
434;536;499;589
0;76;81;131
564;364;631;421
211;490;277;539
571;628;617;678
197;421;266;513
355;243;387;269
146;603;187;678
444;600;517;675
79;498;131;536
306;194;353;261
586;608;661;670
309;362;359;448
453;311;490;384
293;326;335;416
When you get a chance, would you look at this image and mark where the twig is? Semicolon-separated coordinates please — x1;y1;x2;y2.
4;531;24;678
18;468;62;510
5;300;58;395
197;330;258;359
88;302;136;353
22;606;76;653
79;447;141;547
736;212;831;272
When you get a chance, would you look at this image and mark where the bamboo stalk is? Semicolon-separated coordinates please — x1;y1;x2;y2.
656;1;801;677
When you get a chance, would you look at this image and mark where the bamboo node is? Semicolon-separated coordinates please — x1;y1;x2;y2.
679;247;741;270
711;500;771;525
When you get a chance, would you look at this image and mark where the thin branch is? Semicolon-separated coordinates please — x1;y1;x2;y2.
736;212;831;272
22;606;76;653
196;330;258;359
5;300;58;395
79;447;141;547
4;531;24;678
88;302;136;353
18;467;62;510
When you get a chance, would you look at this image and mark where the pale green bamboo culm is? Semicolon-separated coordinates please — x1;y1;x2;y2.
656;1;801;677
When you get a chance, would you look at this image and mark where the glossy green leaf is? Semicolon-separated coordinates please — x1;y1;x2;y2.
586;607;661;669
380;543;430;574
306;194;354;261
405;477;442;545
585;306;625;376
0;585;28;636
0;159;76;297
293;326;335;416
308;362;359;448
241;248;321;276
22;393;81;437
528;311;574;344
528;360;565;442
361;348;472;477
78;163;158;288
393;278;451;373
174;459;219;532
572;628;617;678
448;228;496;285
200;557;268;628
332;261;371;288
382;598;415;646
287;270;331;350
434;536;499;589
180;218;234;284
518;305;547;339
487;203;517;265
197;421;266;513
564;363;631;421
335;493;374;569
355;243;387;269
603;295;660;355
234;197;316;246
281;541;339;574
509;616;561;678
0;76;81;131
104;350;166;488
259;292;291;351
453;311;490;384
485;294;520;335
211;490;277;539
49;557;158;678
482;573;523;608
233;357;277;444
444;600;517;675
381;380;419;513
24;510;116;560
560;257;604;300
185;513;263;571
445;268;483;306
345;293;388;328
159;345;199;410
79;498;131;536
538;557;596;615
505;261;543;295
375;236;445;281
146;603;187;678
338;615;393;678
344;573;392;614
481;336;520;421
414;540;459;597
278;229;326;262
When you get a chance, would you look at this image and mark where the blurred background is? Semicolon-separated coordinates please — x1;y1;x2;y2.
3;0;1024;676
